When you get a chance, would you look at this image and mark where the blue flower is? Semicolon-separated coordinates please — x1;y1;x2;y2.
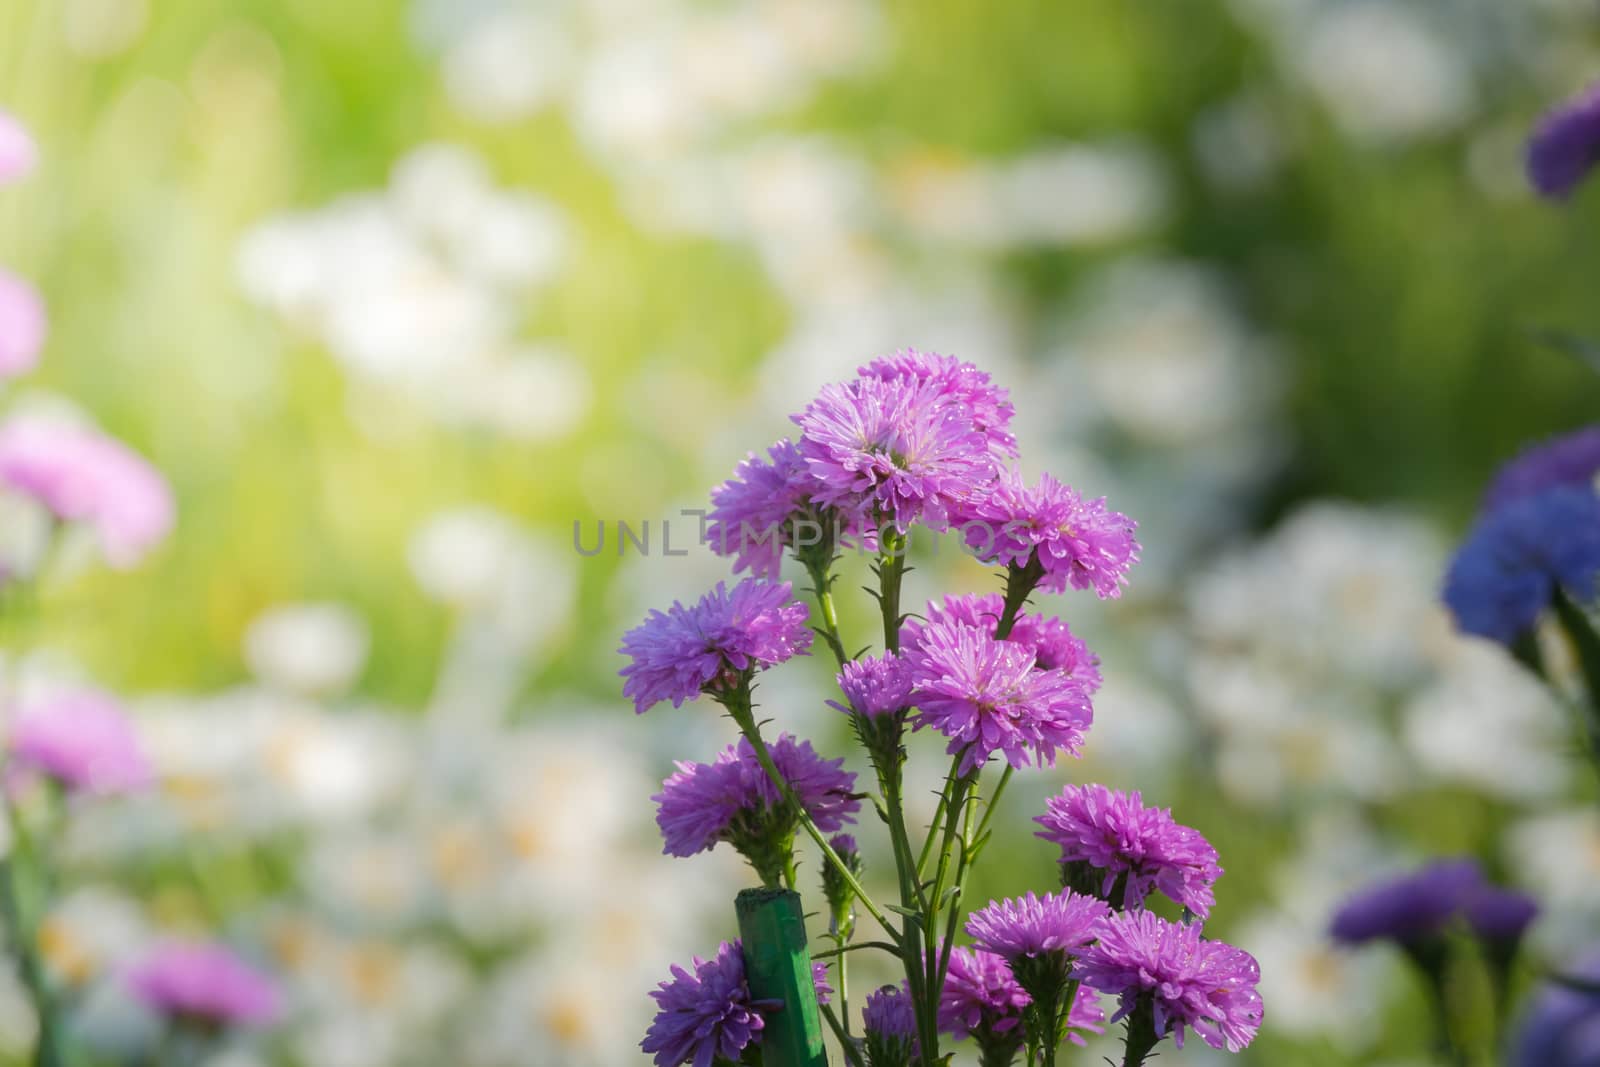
1443;487;1600;645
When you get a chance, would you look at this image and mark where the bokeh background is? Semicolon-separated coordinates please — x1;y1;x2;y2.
4;0;1600;1063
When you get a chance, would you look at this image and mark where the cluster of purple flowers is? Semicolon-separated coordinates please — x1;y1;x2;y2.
653;734;859;881
1444;425;1600;646
1329;857;1538;951
620;579;813;714
641;940;833;1067
625;352;1255;1067
1034;784;1222;918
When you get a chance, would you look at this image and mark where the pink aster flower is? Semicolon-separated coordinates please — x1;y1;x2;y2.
706;439;872;578
619;579;812;713
828;653;914;719
859;349;1017;458
901;594;1102;692
8;688;151;795
964;470;1139;599
642;942;764;1067
125;942;282;1028
939;946;1031;1041
0;414;174;568
906;618;1093;775
1034;784;1222;918
652;733;858;858
0;111;36;185
1066;985;1106;1046
0;271;45;378
793;376;997;533
1075;911;1262;1053
964;890;1110;964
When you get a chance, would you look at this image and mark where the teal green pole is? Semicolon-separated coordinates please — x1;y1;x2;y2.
737;888;829;1067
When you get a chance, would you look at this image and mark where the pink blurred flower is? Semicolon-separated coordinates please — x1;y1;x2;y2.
0;271;45;378
0;111;36;185
8;687;150;795
126;942;283;1027
0;415;174;567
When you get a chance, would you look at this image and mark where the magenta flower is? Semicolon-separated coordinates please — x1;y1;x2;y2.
829;653;914;719
126;942;282;1028
8;688;150;795
642;942;765;1067
619;579;812;713
901;594;1102;691
652;733;858;857
706;439;860;578
0;110;36;185
0;271;45;379
1075;911;1262;1053
812;961;833;1006
1066;985;1106;1046
939;946;1031;1041
965;890;1110;964
793;376;997;533
1034;784;1223;918
0;415;174;568
963;470;1139;598
859;349;1017;458
906;618;1093;775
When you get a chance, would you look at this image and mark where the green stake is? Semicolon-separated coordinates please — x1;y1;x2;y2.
737;887;829;1067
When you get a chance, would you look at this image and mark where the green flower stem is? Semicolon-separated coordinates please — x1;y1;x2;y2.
819;1003;866;1067
802;555;849;669
1552;589;1600;778
1118;997;1161;1067
880;751;934;1060
878;528;908;654
720;685;899;945
1;796;66;1067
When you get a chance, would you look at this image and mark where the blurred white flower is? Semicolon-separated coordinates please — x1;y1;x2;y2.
1291;2;1473;143
1403;642;1570;801
244;603;370;697
442;9;573;124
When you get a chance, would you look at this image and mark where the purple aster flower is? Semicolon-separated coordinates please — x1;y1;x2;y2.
706;439;871;578
1034;784;1222;918
1484;427;1600;513
1465;885;1539;947
0;110;36;185
1066;985;1106;1046
906;618;1093;775
125;942;282;1028
653;733;858;858
963;470;1139;598
1329;858;1484;947
0;271;45;379
901;594;1102;691
812;961;833;1006
1076;910;1263;1053
793;375;997;533
1444;486;1600;644
965;890;1110;964
642;942;764;1067
0;414;174;568
9;688;151;795
619;579;812;714
1528;79;1600;200
859;349;1018;458
1511;945;1600;1067
828;654;914;719
863;984;918;1065
939;946;1031;1041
